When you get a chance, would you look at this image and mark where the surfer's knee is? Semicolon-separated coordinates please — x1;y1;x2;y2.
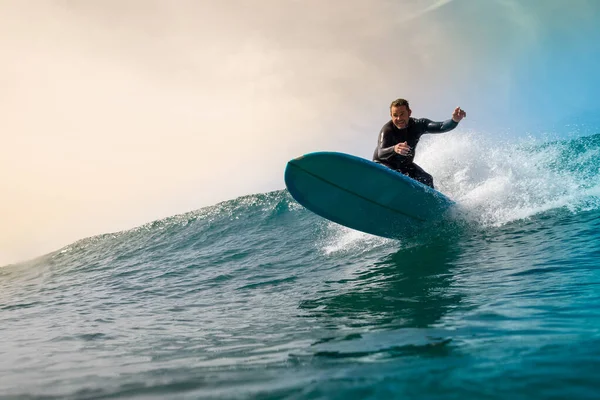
411;165;434;188
420;173;434;189
426;175;434;189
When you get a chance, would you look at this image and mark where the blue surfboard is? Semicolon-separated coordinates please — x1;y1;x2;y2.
284;152;455;239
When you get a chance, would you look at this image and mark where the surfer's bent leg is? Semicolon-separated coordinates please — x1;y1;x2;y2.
405;163;434;189
377;161;434;189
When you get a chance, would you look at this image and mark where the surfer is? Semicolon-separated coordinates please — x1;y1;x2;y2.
373;98;466;188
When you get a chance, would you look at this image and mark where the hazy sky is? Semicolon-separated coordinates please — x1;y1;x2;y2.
2;0;599;265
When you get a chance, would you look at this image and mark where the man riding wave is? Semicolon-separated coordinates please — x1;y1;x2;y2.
373;98;466;188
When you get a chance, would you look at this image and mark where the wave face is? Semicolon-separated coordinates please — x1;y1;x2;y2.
2;133;600;399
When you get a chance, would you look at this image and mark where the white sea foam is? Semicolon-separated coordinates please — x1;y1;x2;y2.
321;223;391;256
418;131;600;226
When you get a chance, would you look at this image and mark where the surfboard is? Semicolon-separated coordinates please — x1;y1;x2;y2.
284;151;455;239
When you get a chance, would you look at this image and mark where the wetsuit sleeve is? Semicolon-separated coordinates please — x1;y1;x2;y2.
375;129;397;161
421;118;458;134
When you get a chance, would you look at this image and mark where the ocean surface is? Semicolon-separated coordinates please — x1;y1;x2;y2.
2;132;600;399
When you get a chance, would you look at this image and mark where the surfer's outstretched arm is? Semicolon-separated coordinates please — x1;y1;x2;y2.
422;118;459;134
422;106;466;134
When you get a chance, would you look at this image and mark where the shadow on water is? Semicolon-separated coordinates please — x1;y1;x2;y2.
296;235;466;360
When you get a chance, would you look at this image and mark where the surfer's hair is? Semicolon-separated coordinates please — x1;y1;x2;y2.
390;98;410;111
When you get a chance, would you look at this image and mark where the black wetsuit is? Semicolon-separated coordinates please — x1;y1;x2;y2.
372;118;458;188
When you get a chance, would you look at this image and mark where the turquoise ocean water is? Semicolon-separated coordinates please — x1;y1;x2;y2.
2;133;600;399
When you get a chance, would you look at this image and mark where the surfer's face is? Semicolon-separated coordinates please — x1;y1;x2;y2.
390;106;410;129
391;106;411;129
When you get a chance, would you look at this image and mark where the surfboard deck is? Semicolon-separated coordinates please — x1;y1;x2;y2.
284;151;454;239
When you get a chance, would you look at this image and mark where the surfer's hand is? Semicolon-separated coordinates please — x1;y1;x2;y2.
394;142;412;156
452;107;466;122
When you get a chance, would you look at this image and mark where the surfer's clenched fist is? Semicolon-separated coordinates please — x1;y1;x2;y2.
452;107;466;122
394;141;412;156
